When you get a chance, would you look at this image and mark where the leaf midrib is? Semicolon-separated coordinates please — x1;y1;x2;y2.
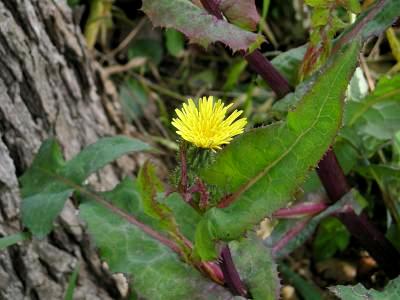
230;56;350;203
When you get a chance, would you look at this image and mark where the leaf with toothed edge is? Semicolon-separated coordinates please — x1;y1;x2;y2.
141;0;264;53
230;234;280;300
195;41;361;260
330;276;400;300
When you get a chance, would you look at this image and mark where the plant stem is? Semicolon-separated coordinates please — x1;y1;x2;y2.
273;201;327;218
245;51;293;98
200;0;400;279
199;0;292;98
220;246;248;297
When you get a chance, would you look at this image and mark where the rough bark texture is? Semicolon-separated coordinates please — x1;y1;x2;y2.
0;1;142;299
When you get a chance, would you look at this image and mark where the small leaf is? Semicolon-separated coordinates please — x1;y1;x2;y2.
128;39;163;65
141;0;264;53
119;79;149;121
313;217;350;261
219;0;260;31
195;41;360;260
20;136;150;237
271;45;307;86
165;29;185;57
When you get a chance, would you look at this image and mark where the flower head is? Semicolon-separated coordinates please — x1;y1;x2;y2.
172;96;247;150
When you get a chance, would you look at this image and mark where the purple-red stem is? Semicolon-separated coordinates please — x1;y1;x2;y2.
272;218;310;256
179;143;188;194
273;201;327;219
200;0;400;280
220;246;248;297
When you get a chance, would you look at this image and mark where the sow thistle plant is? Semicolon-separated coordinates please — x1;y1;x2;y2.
16;41;361;299
8;0;400;299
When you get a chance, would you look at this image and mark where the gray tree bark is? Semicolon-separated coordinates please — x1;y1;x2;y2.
0;1;142;299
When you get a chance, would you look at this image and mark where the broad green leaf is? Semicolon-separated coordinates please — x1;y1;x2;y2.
20;139;73;238
165;193;202;241
165;29;185;57
64;136;151;183
141;0;264;52
195;41;360;260
20;136;150;237
230;235;280;300
0;232;30;250
219;0;260;31
330;276;400;300
80;199;235;300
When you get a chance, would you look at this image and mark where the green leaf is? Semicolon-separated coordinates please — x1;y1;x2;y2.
271;45;306;86
218;0;260;31
20;136;151;237
64;264;79;300
165;193;202;241
165;29;185;57
279;263;324;300
79;197;235;299
195;41;360;260
119;79;149;121
223;60;248;91
313;217;350;261
0;232;30;250
230;235;280;300
343;74;400;156
141;0;264;53
128;39;163;65
338;0;400;46
330;276;400;300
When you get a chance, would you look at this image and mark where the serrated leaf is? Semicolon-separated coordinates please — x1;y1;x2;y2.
20;136;151;237
330;276;400;300
219;0;260;31
195;41;360;260
141;0;264;52
230;235;280;300
80;198;235;300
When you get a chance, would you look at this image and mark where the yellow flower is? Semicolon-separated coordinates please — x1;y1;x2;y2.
171;96;247;150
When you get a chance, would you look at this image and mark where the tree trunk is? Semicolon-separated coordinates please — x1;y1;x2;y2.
0;1;139;299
